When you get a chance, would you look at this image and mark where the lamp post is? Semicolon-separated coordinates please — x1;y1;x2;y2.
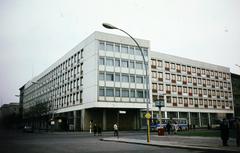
102;23;151;143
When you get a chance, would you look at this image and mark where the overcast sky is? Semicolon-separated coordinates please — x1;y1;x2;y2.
0;0;240;106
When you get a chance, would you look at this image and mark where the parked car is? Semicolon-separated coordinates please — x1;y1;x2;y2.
23;125;33;133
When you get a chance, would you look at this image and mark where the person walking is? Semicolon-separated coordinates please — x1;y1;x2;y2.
166;122;171;135
113;123;118;138
220;118;229;146
173;122;178;134
235;118;240;147
93;124;97;136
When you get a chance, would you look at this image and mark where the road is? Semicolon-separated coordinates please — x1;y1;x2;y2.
0;130;224;153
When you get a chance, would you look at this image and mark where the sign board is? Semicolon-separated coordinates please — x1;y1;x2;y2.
145;113;151;119
119;110;126;114
155;100;165;107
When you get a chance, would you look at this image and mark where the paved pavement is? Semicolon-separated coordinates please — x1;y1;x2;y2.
101;134;240;152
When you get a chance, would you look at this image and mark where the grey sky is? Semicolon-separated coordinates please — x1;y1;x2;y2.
0;0;240;105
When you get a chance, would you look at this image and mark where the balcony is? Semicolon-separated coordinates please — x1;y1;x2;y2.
171;80;176;83
151;65;156;69
158;78;163;82
173;103;177;107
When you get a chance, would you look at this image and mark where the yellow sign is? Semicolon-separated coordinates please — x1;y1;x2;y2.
145;113;151;119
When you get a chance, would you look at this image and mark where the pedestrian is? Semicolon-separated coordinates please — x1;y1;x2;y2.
235;118;240;147
113;123;118;138
97;124;102;136
173;122;178;134
93;124;97;136
220;118;229;146
166;122;171;135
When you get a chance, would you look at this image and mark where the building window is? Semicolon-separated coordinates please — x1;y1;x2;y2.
115;73;120;82
106;73;114;81
171;63;175;70
130;75;135;83
106;58;114;66
115;58;120;67
130;89;135;98
157;60;163;67
136;62;143;69
159;84;163;91
106;42;114;51
182;65;186;72
121;60;129;68
115;88;120;97
165;73;170;80
137;90;144;98
152;71;157;78
121;45;128;54
192;67;196;73
99;57;105;65
129;46;134;54
136;76;143;83
130;61;135;68
115;44;120;52
106;88;114;97
99;72;105;80
178;97;183;104
99;87;104;96
122;74;129;82
177;75;181;81
99;41;105;50
122;89;129;97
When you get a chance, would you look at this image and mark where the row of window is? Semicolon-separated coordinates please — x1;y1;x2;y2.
99;72;146;83
164;96;232;107
53;91;83;109
99;41;148;56
151;59;230;79
99;87;147;98
152;72;231;89
99;57;146;69
153;84;232;97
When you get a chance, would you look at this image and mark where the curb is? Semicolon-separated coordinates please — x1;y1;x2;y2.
100;138;239;152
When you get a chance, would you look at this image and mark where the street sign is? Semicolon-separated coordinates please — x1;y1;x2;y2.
145;113;151;119
155;100;165;107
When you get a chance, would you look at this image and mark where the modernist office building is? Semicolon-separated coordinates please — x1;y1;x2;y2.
150;52;234;127
20;31;234;131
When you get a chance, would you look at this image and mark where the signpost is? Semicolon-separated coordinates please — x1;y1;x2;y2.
145;112;151;143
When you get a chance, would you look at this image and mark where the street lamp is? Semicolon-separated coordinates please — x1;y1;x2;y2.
102;23;151;143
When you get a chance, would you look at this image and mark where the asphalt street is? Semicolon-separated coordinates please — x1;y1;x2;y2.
0;130;228;153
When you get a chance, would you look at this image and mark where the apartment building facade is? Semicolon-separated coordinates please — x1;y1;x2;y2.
21;31;151;131
21;31;234;131
150;52;234;127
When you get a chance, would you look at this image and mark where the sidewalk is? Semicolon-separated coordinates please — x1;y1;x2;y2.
101;135;240;152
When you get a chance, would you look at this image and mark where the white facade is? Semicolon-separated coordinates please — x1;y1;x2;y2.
21;31;234;130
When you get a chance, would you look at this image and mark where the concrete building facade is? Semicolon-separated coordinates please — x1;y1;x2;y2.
20;31;234;131
21;31;151;131
150;52;234;127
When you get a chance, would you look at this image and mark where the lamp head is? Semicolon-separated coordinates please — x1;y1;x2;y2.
102;23;118;29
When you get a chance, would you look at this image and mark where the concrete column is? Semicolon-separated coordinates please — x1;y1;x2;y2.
198;112;202;127
81;109;85;131
188;112;191;125
165;111;168;119
73;111;77;131
177;112;180;119
103;109;106;131
208;113;211;126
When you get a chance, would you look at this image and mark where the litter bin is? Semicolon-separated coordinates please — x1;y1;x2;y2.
158;128;164;136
